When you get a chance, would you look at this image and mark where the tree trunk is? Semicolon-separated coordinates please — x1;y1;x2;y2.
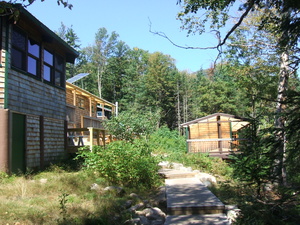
274;50;289;186
177;81;181;131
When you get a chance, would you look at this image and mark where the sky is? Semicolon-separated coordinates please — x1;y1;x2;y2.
26;0;220;72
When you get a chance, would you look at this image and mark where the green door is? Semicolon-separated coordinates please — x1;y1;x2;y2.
11;113;26;174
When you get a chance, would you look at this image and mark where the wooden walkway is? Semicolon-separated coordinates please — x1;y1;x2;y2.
159;169;230;225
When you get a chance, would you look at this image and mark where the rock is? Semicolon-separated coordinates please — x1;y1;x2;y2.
195;172;217;187
104;186;125;196
129;202;145;212
136;207;166;222
171;163;184;170
158;161;170;169
124;200;133;209
130;193;142;200
139;216;150;225
226;205;241;224
39;178;47;184
181;166;193;172
90;183;100;191
124;218;141;225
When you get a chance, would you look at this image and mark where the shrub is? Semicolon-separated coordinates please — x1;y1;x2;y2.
76;139;160;188
148;126;186;154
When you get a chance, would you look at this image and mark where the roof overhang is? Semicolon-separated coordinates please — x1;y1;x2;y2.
66;82;116;108
181;113;250;131
10;4;79;63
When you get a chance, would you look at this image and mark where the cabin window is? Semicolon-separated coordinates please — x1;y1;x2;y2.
12;28;26;71
28;39;40;76
12;28;41;77
43;49;65;87
55;54;64;87
43;49;53;82
12;26;66;88
77;97;85;109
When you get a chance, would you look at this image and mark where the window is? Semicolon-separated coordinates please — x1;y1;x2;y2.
77;97;85;109
12;26;66;88
12;28;40;76
43;49;53;82
28;39;40;76
43;49;65;87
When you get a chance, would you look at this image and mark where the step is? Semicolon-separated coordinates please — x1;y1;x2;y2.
158;169;197;179
165;214;230;225
165;178;225;215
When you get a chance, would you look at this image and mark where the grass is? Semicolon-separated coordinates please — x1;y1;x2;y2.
0;164;158;225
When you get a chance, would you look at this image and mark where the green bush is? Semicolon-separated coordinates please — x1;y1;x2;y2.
76;139;160;189
148;126;186;154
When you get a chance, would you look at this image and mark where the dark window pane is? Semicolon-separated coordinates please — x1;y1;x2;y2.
28;56;37;75
55;71;62;86
12;29;26;50
12;48;25;70
43;65;51;82
55;55;64;71
44;49;53;65
28;39;40;57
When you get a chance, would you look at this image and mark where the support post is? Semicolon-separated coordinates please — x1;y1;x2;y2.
0;109;9;172
88;127;93;151
39;115;44;169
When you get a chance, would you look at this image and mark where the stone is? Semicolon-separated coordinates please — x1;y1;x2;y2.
171;163;184;170
130;193;141;199
195;172;217;187
129;203;145;212
90;183;100;191
158;161;170;169
103;186;125;196
226;205;241;224
39;178;47;184
124;218;141;225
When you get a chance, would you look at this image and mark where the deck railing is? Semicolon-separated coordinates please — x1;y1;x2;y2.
67;127;112;153
187;138;244;153
81;116;105;129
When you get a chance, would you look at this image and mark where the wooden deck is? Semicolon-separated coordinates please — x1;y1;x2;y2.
66;127;112;152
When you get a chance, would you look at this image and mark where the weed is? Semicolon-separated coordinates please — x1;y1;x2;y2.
58;192;69;222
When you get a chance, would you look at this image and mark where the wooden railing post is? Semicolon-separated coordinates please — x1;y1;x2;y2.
87;127;93;151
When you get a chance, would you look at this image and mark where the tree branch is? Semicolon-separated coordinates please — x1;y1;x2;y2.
149;0;256;59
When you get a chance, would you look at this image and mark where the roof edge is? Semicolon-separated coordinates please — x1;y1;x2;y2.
180;113;250;127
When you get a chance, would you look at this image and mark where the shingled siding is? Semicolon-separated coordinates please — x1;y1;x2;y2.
7;68;67;169
26;115;40;168
43;117;65;165
7;71;66;120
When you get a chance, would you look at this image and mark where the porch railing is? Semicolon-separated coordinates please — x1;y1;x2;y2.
67;127;112;153
187;138;244;153
81;116;105;129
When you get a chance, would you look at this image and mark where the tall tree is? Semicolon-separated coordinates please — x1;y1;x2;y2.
56;22;81;79
142;52;179;128
177;0;300;186
81;28;119;98
102;41;129;102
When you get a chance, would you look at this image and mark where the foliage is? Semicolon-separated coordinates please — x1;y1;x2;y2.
0;167;133;225
148;127;232;177
230;118;274;198
284;90;300;186
105;107;160;142
76;139;161;188
149;126;186;154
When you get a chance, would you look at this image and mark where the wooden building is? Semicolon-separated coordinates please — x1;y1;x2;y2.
0;4;78;173
66;82;116;152
181;113;249;158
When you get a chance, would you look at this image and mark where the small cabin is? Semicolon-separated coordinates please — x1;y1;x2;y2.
0;4;78;173
65;82;116;152
181;113;249;158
